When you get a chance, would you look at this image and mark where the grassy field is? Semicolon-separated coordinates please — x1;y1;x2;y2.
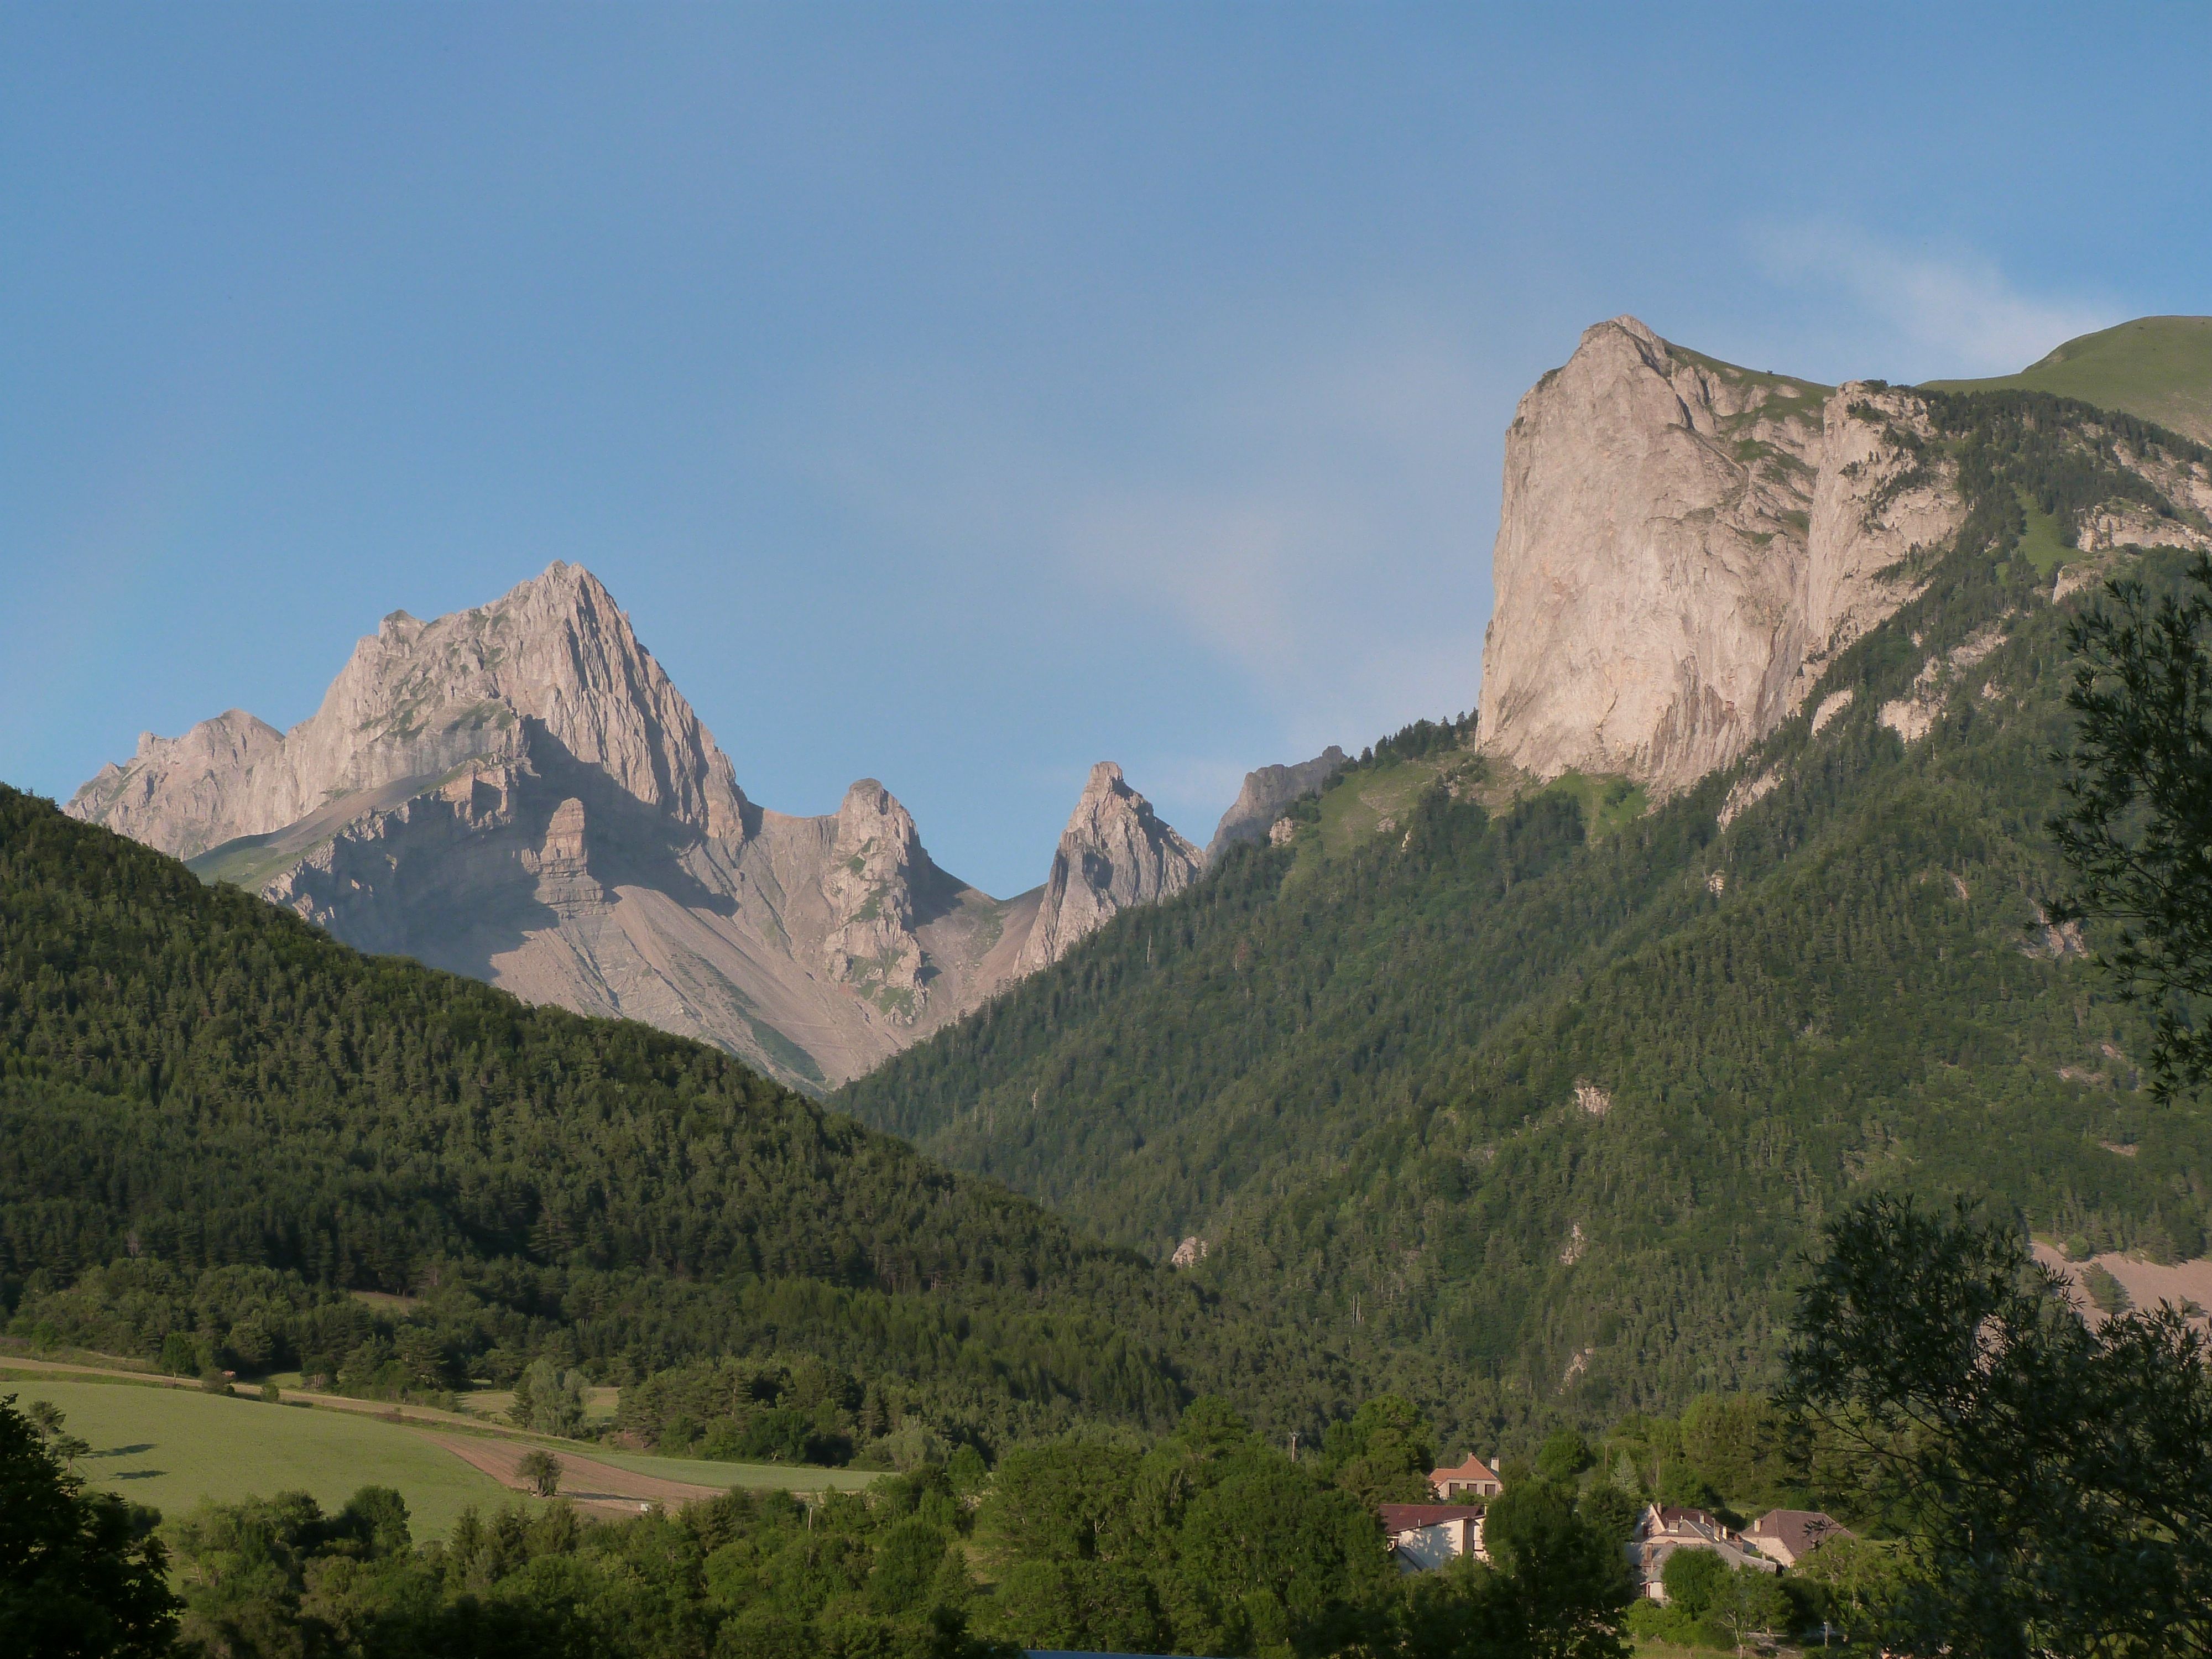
1926;315;2212;444
455;1383;621;1428
1296;752;1652;874
6;1376;521;1537
1310;756;1447;857
2016;493;2072;577
5;1366;884;1538
1540;770;1650;841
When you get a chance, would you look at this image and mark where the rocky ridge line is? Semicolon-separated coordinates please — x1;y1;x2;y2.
65;566;1210;1089
1207;747;1348;860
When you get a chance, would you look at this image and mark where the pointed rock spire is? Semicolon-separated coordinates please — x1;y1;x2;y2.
820;778;931;1018
1017;761;1203;973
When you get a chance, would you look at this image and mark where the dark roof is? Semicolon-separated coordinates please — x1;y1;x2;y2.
1747;1509;1851;1556
1379;1504;1487;1530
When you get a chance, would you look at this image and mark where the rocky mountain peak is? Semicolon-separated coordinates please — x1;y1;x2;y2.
312;560;748;838
832;778;921;857
1016;761;1203;973
1478;318;1959;797
72;710;291;861
66;570;1228;1090
68;562;749;857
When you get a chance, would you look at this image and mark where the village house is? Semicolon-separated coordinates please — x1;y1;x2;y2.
1378;1503;1488;1572
1627;1504;1779;1600
1427;1453;1504;1501
1742;1508;1851;1568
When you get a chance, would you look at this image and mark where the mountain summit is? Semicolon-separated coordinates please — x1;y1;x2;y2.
1927;316;2212;446
1018;761;1206;973
67;565;1201;1088
74;563;748;857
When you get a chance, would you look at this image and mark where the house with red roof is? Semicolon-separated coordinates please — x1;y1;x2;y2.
1427;1453;1503;1502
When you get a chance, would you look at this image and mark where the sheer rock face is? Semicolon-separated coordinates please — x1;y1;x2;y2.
1018;762;1206;973
64;564;1048;1091
819;780;930;1018
1796;386;1963;703
1207;746;1348;860
1478;317;1965;797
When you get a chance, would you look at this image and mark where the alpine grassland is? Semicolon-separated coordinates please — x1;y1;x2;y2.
1927;315;2212;444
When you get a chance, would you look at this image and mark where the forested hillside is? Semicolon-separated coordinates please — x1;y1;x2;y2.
0;791;1356;1451
839;390;2212;1451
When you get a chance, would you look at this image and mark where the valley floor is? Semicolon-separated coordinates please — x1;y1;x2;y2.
0;1355;878;1537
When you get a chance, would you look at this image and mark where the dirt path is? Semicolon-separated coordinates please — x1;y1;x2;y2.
421;1433;729;1517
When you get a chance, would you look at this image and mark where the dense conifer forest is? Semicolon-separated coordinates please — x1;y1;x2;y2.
839;392;2212;1450
0;791;1363;1450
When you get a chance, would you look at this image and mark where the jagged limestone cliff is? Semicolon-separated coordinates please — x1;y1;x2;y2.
1017;762;1206;972
66;566;1092;1089
1207;747;1348;860
1478;317;2212;801
1477;317;1965;796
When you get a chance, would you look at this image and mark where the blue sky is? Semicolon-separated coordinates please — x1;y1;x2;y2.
4;5;2207;896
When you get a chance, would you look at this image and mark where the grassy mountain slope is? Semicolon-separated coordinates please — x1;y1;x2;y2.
839;390;2212;1451
0;790;1355;1448
1925;315;2212;444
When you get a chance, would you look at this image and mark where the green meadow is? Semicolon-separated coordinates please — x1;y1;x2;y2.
1310;754;1448;857
1927;315;2212;442
4;1377;519;1537
2016;493;2073;577
4;1373;885;1539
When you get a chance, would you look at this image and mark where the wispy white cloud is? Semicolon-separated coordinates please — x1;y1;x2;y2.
1752;222;2124;377
794;304;1509;811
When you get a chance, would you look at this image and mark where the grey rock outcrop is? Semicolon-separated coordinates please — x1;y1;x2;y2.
66;564;1050;1091
1207;747;1348;860
1477;317;1965;797
820;780;931;1017
72;710;289;862
1017;762;1205;972
70;563;749;857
